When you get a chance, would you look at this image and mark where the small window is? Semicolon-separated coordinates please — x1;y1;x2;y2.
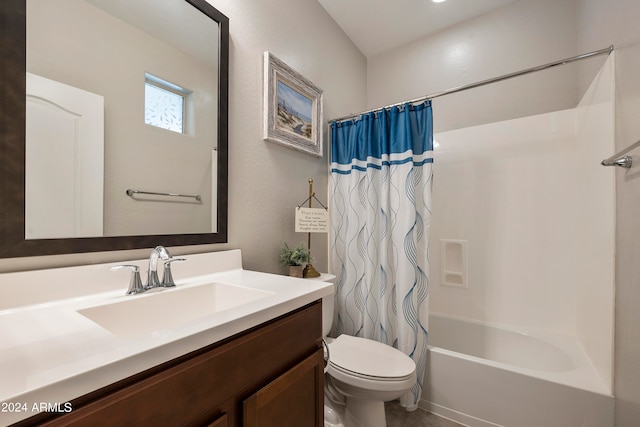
144;73;192;134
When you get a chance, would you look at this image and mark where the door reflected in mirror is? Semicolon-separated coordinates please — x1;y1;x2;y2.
26;0;220;239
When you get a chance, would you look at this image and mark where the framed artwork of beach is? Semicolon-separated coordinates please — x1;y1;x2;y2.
263;52;323;157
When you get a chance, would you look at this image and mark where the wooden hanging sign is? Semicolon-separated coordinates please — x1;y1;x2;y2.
295;207;328;233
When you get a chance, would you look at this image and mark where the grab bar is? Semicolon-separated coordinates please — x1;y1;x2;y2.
601;140;640;168
126;189;202;202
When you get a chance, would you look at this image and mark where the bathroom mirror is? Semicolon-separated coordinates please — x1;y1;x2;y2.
0;0;229;258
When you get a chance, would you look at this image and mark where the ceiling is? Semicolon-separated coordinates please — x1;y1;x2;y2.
317;0;520;58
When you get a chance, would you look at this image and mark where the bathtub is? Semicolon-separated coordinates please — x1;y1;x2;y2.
422;314;614;427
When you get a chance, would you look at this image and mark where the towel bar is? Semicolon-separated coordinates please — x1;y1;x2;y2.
126;189;202;202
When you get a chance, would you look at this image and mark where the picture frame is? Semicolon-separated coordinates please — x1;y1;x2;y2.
263;52;323;157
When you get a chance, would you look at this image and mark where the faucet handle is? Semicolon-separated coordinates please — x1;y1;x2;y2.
161;258;186;287
111;265;145;295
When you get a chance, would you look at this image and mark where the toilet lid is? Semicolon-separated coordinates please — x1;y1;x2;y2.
328;335;416;380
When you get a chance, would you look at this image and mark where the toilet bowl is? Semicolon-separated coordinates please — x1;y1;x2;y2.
322;291;416;427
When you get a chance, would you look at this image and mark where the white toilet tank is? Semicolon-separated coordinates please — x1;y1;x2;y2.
322;293;334;337
320;275;336;337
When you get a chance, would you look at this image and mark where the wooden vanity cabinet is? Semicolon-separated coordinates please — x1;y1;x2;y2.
16;301;323;427
243;349;324;427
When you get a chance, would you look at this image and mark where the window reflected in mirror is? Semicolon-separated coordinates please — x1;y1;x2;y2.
144;73;192;134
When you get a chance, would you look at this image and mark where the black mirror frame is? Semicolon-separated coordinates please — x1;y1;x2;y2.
0;0;229;258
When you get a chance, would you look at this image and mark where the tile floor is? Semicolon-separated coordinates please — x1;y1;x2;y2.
385;401;465;427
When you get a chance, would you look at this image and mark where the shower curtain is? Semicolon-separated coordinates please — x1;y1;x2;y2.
329;101;433;410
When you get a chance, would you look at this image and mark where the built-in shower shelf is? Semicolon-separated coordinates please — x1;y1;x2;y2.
440;239;468;289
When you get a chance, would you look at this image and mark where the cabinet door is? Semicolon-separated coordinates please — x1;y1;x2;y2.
243;349;324;427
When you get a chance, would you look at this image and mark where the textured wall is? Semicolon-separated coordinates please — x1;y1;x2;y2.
205;0;366;273
366;0;580;133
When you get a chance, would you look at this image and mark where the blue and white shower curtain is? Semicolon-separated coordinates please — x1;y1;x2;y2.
329;101;433;410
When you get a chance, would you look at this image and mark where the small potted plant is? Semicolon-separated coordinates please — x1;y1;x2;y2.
279;242;311;277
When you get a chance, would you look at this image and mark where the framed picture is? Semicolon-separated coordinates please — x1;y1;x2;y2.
263;52;323;157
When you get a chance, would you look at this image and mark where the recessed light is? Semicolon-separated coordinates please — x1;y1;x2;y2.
432;0;447;3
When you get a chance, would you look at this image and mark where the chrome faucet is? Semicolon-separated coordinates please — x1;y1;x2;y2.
146;246;185;289
111;264;145;295
146;246;171;288
111;246;185;295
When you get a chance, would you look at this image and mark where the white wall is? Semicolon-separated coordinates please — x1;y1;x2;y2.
0;0;366;273
205;0;366;273
367;0;580;133
575;0;640;423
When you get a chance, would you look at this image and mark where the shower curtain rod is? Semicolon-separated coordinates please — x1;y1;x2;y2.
329;45;614;124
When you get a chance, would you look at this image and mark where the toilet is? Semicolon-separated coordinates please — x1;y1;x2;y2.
322;292;416;427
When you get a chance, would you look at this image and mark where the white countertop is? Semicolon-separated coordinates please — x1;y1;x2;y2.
0;250;333;425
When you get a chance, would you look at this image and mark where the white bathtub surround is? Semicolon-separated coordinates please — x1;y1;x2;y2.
429;313;610;394
429;56;615;394
573;54;616;393
424;314;614;427
424;57;615;426
0;250;333;425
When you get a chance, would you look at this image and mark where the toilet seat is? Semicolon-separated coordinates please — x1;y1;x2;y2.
330;363;414;382
328;335;416;381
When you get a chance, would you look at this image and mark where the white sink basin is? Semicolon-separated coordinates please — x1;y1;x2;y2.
77;282;273;337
